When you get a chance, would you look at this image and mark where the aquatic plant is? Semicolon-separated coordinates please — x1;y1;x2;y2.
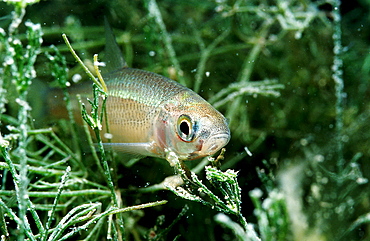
1;0;370;240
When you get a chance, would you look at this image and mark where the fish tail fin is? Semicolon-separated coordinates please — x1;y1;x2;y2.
29;79;67;127
29;79;50;126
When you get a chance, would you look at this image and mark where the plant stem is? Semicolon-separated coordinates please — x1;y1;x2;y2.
331;0;345;173
147;0;185;86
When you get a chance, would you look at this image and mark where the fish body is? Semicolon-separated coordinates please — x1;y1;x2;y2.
46;22;230;160
95;67;230;160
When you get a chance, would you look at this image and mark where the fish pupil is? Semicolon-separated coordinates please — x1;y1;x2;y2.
180;121;190;136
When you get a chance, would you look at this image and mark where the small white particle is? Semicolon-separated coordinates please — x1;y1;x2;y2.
72;74;82;83
104;133;113;139
249;188;263;198
300;138;308;146
4;57;14;66
244;146;252;156
314;154;324;162
357;177;368;185
214;213;229;223
12;39;21;45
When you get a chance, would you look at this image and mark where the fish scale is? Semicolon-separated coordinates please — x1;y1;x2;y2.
106;68;185;106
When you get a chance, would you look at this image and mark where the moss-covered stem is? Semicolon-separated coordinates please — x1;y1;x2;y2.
41;166;71;241
239;214;261;241
1;146;36;241
0;189;111;197
3;6;44;238
50;200;167;241
331;0;345;173
7;2;26;36
16;96;32;241
82;85;126;239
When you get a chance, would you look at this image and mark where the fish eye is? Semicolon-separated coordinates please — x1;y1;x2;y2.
177;115;195;142
180;121;190;136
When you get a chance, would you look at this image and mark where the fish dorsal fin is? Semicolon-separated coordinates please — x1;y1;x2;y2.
103;17;127;73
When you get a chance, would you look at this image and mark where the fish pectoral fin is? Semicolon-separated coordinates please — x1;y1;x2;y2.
98;142;157;157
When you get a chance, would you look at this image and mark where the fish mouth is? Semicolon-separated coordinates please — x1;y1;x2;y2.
201;132;230;155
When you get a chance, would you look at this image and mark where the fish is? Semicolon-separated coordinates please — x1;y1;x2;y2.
46;21;230;161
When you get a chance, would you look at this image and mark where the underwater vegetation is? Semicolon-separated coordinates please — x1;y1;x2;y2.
1;0;370;240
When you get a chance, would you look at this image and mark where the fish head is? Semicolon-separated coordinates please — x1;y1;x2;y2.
158;92;230;160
